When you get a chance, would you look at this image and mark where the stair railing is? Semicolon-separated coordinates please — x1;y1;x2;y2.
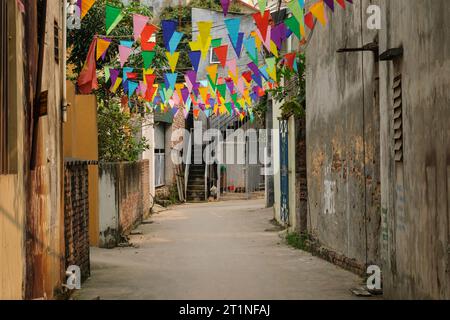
204;160;208;201
184;129;193;201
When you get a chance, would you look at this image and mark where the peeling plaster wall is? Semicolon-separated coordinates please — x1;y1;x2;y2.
305;0;380;270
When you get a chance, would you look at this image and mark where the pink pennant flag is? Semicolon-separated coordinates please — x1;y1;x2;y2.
255;26;271;51
119;45;133;67
133;14;150;41
227;58;237;75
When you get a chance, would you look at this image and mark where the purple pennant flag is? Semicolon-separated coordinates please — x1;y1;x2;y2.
230;32;244;58
109;69;120;85
271;23;287;50
208;98;216;107
185;70;197;85
250;92;258;103
181;87;190;104
247;62;260;76
199;103;206;111
226;78;234;92
324;0;335;11
220;0;230;16
193;82;201;97
171;107;179;117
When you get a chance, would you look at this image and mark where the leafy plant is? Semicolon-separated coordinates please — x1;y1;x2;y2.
262;53;306;120
97;100;149;162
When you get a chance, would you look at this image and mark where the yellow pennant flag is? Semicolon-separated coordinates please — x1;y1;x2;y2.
81;0;96;19
175;83;184;103
199;87;208;104
197;21;213;46
166;52;180;72
200;37;212;60
111;77;122;93
270;40;278;57
310;2;327;26
206;64;218;84
252;31;262;52
189;40;201;51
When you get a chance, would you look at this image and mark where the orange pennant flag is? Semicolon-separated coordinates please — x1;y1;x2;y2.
310;2;327;26
96;38;111;61
81;0;96;19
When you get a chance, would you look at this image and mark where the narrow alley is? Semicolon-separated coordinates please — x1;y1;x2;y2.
77;200;364;300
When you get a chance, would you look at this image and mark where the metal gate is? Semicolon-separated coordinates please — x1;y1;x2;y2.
279;119;289;224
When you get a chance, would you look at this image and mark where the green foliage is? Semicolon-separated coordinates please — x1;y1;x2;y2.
286;232;311;251
267;53;306;119
97;100;149;162
67;1;163;161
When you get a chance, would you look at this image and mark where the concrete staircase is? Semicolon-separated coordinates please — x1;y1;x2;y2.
186;164;206;202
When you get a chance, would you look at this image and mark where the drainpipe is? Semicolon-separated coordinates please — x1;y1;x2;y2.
30;0;48;169
61;1;68;123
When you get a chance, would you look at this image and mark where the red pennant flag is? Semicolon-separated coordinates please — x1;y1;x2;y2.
336;0;346;9
304;12;315;30
213;45;228;68
141;24;158;51
284;52;296;71
242;71;252;83
193;109;200;118
126;72;139;80
252;10;270;41
77;37;98;94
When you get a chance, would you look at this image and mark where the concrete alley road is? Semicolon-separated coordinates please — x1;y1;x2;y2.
78;200;365;300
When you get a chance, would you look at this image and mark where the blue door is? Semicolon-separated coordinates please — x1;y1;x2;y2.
279;119;289;224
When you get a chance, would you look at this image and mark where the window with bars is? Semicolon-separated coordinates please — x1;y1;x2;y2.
393;74;403;162
0;0;8;174
54;20;60;64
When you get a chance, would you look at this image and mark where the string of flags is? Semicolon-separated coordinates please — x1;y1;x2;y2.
77;0;354;120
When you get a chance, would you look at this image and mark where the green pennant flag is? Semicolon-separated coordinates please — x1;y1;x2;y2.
217;83;227;99
285;16;301;40
225;102;233;114
231;92;238;104
106;5;124;35
211;38;222;48
104;66;111;82
258;0;267;14
207;75;217;91
142;51;156;69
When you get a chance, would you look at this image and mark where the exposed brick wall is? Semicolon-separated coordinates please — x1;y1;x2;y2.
64;162;90;281
141;160;151;219
117;160;151;235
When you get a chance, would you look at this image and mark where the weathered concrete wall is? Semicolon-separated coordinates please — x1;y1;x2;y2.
305;0;380;271
98;161;151;248
378;0;450;299
98;164;119;248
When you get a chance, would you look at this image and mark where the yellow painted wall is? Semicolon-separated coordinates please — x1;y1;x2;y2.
64;81;99;246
